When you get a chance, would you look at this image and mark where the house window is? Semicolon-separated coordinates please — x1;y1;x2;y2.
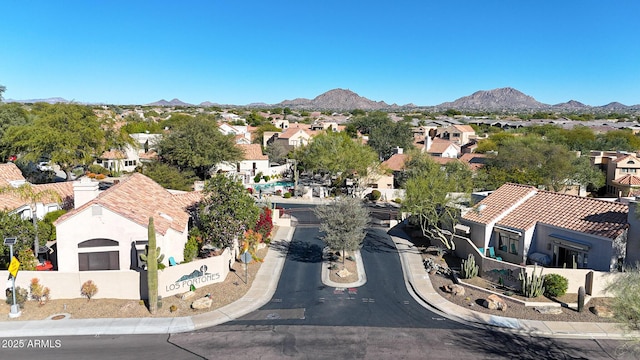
78;251;119;271
498;232;520;255
124;160;137;167
78;239;118;248
621;168;637;173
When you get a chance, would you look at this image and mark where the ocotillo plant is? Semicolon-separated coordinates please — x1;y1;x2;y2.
146;217;158;314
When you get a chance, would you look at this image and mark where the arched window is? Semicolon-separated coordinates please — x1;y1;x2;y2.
78;238;119;271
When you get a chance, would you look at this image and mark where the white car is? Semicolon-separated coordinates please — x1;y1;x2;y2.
37;162;53;171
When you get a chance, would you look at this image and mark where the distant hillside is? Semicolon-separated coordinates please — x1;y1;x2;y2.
436;87;546;111
277;88;401;110
146;98;193;106
6;97;69;104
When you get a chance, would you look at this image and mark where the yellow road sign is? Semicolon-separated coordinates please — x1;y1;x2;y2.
8;256;20;278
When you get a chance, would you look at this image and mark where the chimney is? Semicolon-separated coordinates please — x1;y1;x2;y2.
73;177;99;209
395;146;403;155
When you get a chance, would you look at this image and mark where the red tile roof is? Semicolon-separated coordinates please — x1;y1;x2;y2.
463;183;628;239
239;144;268;160
613;174;640;186
381;154;407;171
427;138;459;154
0;163;26;186
55;173;202;235
0;182;74;212
452;124;476;133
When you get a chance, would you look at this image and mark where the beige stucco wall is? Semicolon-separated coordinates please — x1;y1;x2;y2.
56;205;187;272
159;248;233;297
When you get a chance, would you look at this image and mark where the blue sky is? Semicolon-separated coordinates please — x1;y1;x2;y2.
1;1;639;106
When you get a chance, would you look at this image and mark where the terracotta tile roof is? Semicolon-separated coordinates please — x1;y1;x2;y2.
612;154;638;163
0;163;26;186
459;153;488;171
614;174;640;186
279;126;314;139
452;124;475;133
100;150;126;159
429;156;459;165
464;183;628;239
427;138;459;154
0;182;74;212
55;173;198;235
381;154;407;171
138;150;158;160
172;191;204;209
463;183;538;224
239;144;268;160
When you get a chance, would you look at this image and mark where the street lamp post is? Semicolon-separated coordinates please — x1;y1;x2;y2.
4;237;21;318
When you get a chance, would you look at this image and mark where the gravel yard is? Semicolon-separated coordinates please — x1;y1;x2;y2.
0;247;268;322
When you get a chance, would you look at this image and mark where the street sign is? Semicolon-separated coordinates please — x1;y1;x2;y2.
8;256;20;278
240;251;252;264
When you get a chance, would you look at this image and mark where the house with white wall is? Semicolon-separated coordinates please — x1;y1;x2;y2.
53;173;202;272
215;144;270;185
460;183;630;272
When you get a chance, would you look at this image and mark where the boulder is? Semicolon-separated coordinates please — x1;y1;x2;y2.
191;297;213;310
483;294;507;311
180;291;196;300
443;284;465;297
591;305;614;318
535;306;563;315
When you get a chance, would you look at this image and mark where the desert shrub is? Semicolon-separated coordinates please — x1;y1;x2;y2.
370;190;381;201
17;248;38;271
253;172;263;183
81;280;98;301
95;174;106;180
263;175;270;182
394;198;402;204
87;172;96;178
88;164;110;175
275;189;282;196
543;273;569;298
283;192;292;198
30;278;51;305
5;286;28;308
183;235;200;263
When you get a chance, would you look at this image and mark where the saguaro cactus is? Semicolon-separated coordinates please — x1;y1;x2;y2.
146;217;158;314
578;286;586;313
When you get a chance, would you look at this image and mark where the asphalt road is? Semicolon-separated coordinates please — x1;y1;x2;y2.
5;205;638;359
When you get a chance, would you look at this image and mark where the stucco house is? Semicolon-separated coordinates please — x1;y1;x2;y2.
460;183;630;272
439;124;476;146
264;125;316;151
423;135;461;158
53;173;202;272
215;144;270;185
96;133;162;173
0;163;73;220
591;151;640;197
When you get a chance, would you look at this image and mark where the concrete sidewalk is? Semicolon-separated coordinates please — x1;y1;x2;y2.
391;235;639;340
0;225;295;338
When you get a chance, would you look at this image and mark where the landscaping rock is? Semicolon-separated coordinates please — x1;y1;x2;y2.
191;297;213;310
535;306;563;315
483;294;507;311
336;268;352;278
180;291;196;300
443;284;465;297
591;305;614;318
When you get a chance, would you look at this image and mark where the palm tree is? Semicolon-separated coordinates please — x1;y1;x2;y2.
0;183;62;256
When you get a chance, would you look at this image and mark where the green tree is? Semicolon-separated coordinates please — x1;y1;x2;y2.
293;131;378;193
140;161;198;191
265;141;289;164
314;197;370;264
252;123;280;145
191;174;260;249
595;129;640;152
157;117;243;179
3;103;105;180
402;152;469;250
605;267;640;340
368;121;414;160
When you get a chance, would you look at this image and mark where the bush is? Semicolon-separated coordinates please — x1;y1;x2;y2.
543;273;569;298
5;286;28;308
95;174;106;180
81;280;98;301
254;172;263;183
183;235;200;263
283;192;292;198
254;207;273;242
370;190;381;201
393;198;402;204
30;278;51;305
88;164;110;176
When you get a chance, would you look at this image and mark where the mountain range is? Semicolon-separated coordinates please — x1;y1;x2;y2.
7;88;639;112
